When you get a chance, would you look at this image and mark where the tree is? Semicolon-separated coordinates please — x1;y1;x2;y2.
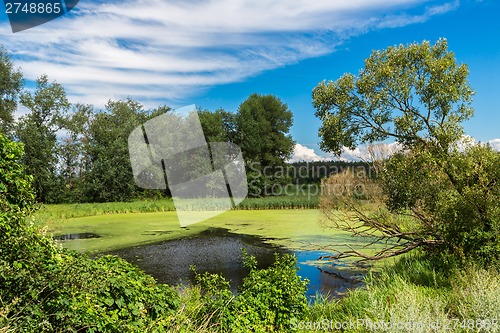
0;46;24;136
57;104;94;202
313;39;499;265
0;133;35;228
16;74;70;203
84;99;149;202
235;94;295;196
313;39;474;156
198;108;236;143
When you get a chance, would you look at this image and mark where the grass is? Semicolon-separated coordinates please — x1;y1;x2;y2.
304;255;500;333
35;192;319;225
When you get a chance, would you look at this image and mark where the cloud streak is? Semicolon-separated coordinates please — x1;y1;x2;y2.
1;0;458;106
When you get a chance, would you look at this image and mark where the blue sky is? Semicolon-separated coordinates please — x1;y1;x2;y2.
0;0;498;160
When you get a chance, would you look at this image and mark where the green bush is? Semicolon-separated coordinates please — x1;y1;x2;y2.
382;145;500;266
191;251;309;332
0;134;180;332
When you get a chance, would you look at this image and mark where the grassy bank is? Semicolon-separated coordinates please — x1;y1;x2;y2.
36;192;319;225
304;254;500;333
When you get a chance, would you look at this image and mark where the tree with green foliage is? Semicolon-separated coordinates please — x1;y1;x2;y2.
16;74;70;203
0;134;35;232
314;39;500;265
198;108;237;143
0;46;23;136
58;103;94;202
235;93;295;196
84;99;149;202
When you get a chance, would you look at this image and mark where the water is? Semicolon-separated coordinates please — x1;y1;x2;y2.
106;228;365;298
54;232;101;241
295;250;366;299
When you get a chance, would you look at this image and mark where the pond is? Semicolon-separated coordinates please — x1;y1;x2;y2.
54;232;101;241
105;228;366;299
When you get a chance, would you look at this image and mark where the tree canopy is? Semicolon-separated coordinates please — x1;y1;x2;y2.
314;40;500;265
236;93;295;167
16;75;70;203
0;46;23;136
313;39;474;155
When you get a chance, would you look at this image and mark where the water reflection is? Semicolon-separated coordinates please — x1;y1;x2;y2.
54;232;101;241
107;228;365;298
296;250;365;299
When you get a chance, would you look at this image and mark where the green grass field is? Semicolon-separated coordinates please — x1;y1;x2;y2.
36;192;318;225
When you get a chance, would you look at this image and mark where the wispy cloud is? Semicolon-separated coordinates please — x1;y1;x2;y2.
376;0;459;28
0;0;458;107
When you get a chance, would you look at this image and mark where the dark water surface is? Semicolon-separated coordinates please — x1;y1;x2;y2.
54;232;101;241
104;228;365;299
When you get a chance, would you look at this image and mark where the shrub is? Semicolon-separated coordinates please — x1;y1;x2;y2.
0;133;180;332
191;251;309;332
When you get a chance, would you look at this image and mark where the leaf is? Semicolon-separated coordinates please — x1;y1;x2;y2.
103;297;114;306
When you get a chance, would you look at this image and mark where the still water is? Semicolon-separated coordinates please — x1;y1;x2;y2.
106;228;365;299
54;232;101;241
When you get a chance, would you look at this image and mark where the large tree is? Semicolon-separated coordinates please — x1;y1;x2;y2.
84;99;149;202
57;104;94;202
313;39;499;265
0;46;23;136
198;108;237;143
235;94;295;196
16;75;70;203
313;39;473;155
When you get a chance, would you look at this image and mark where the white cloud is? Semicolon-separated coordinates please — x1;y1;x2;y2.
289;143;328;162
337;142;403;162
0;0;458;107
452;135;500;153
289;142;403;162
488;138;500;151
377;0;459;28
291;137;498;164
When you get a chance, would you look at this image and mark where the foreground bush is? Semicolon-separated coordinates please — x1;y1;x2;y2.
185;251;309;332
0;134;179;332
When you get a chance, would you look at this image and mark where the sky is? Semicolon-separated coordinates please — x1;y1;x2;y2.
0;0;498;161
